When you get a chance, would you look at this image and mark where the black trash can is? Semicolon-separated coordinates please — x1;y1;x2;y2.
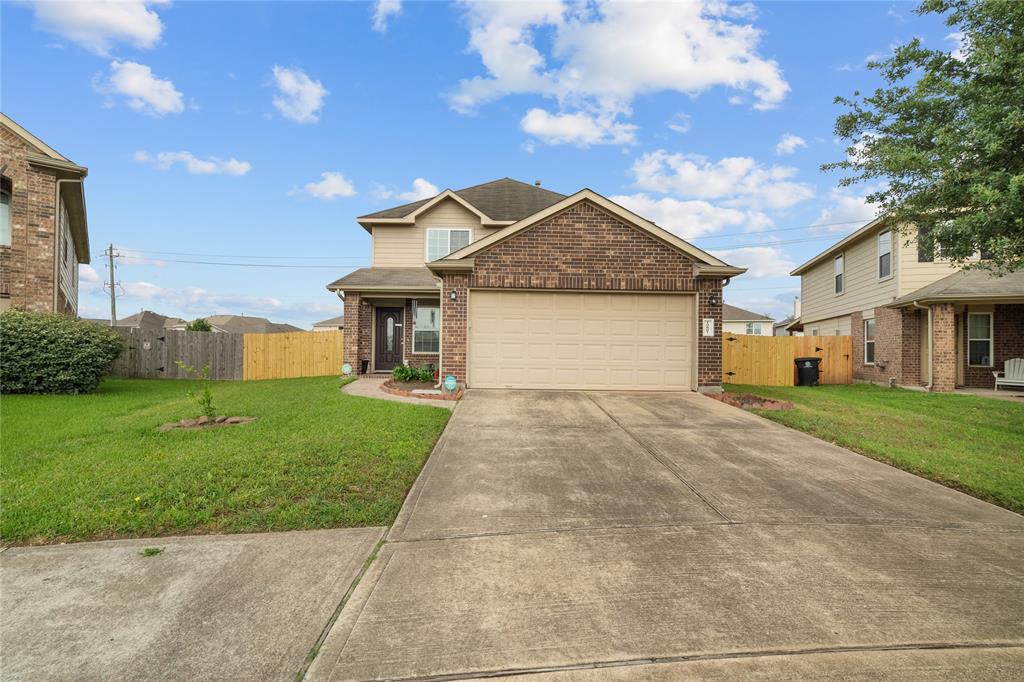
360;359;370;375
795;357;821;386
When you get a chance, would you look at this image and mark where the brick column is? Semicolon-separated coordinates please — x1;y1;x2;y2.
930;303;956;392
342;292;373;374
697;279;724;389
898;308;922;386
440;273;468;385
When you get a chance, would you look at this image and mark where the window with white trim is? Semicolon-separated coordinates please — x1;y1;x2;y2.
834;253;844;294
810;328;819;336
745;322;762;335
0;177;11;247
877;230;892;279
413;303;440;353
968;312;993;367
864;319;876;365
426;228;471;262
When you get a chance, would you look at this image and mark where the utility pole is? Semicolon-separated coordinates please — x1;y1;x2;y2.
106;243;117;326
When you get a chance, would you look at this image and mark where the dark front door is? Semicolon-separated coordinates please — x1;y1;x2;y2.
375;307;403;371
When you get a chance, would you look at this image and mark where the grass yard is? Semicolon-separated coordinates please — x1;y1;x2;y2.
1;377;451;545
726;383;1024;513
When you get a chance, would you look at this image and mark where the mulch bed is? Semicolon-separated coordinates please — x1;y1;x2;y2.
381;379;463;402
158;416;257;431
708;392;794;411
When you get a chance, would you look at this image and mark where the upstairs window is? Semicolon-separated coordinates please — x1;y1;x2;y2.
1;176;11;247
968;313;993;367
745;322;763;335
426;228;471;262
864;319;876;365
917;226;934;262
834;254;844;294
877;230;892;279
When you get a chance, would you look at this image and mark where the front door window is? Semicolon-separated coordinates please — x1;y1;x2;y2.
375;307;403;371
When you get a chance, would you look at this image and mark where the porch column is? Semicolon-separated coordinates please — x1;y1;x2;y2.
440;274;468;385
343;291;373;375
930;303;956;392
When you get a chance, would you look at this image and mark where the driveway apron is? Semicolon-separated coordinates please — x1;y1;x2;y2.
307;390;1024;681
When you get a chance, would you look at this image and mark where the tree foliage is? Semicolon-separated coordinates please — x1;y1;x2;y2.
186;317;212;332
824;0;1024;271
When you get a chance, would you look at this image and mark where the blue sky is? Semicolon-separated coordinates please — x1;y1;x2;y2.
2;1;959;326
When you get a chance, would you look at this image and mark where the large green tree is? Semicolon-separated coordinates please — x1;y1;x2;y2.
824;0;1024;272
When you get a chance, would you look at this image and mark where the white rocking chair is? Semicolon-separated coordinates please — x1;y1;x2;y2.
993;358;1024;391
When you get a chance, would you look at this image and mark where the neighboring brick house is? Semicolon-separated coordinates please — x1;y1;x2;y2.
0;113;90;315
327;178;745;391
791;216;1024;391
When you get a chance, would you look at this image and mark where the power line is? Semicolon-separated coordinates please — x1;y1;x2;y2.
141;258;365;269
689;217;871;241
121;248;367;260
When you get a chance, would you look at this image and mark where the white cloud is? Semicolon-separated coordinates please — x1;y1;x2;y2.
271;66;328;124
666;113;692;134
836;63;853;72
372;0;402;33
134;151;251;176
775;133;806;155
611;193;772;239
376;178;438;202
813;188;880;232
629;150;814;210
946;31;968;61
451;0;789;144
80;264;101;283
31;0;167;56
96;60;184;116
520;108;636;146
298;172;356;200
709;246;794;278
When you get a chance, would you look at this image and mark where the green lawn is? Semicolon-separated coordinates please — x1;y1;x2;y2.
725;383;1024;513
1;377;451;545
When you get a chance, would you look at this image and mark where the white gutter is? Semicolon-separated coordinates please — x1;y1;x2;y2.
912;301;933;391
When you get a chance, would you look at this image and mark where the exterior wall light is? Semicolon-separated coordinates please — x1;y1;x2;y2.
450;290;457;301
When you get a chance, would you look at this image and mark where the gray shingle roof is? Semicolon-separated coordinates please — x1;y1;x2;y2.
889;268;1024;306
326;267;439;291
358;178;566;222
312;315;345;327
722;303;773;322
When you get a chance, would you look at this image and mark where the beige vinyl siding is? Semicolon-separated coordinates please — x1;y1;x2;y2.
896;234;967;296
805;315;851;337
57;198;78;313
800;228;897;325
722;321;772;336
371;198;485;267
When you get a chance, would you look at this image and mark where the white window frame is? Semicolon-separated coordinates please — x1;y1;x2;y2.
863;318;876;365
745;321;763;335
0;181;11;247
412;302;440;354
834;253;844;295
425;228;472;262
967;312;993;367
877;230;893;280
810;328;819;337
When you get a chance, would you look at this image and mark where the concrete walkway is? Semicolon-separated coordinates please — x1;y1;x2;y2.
1;528;383;681
342;375;455;410
307;390;1024;680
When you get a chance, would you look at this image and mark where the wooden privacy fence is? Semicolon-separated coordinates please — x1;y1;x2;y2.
109;328;343;381
242;330;343;380
722;335;852;386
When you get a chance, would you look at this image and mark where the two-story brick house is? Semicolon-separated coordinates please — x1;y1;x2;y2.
0;113;90;315
791;217;1023;391
327;178;744;391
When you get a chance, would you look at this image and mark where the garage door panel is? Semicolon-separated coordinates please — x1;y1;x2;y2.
469;291;693;391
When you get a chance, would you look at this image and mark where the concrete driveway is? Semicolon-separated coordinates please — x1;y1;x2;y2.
308;390;1024;680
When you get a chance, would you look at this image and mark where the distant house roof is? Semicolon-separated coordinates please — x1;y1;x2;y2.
722;303;773;322
312;315;345;328
358;178;566;223
888;268;1024;307
117;310;183;330
195;315;303;334
327;267;439;292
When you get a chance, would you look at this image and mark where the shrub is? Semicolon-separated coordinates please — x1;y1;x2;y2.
0;310;125;394
174;361;217;419
185;318;212;332
392;364;436;383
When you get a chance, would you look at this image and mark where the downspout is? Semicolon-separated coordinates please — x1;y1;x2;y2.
433;274;444;389
53;178;84;313
912;301;932;391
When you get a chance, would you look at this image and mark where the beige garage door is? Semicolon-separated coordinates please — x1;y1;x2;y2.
468;290;694;390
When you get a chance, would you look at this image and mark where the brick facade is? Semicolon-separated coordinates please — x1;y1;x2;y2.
342;292;373;373
850;306;923;387
960;303;1024;389
440;199;723;388
931;303;957;392
0;127;60;312
402;298;440;372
